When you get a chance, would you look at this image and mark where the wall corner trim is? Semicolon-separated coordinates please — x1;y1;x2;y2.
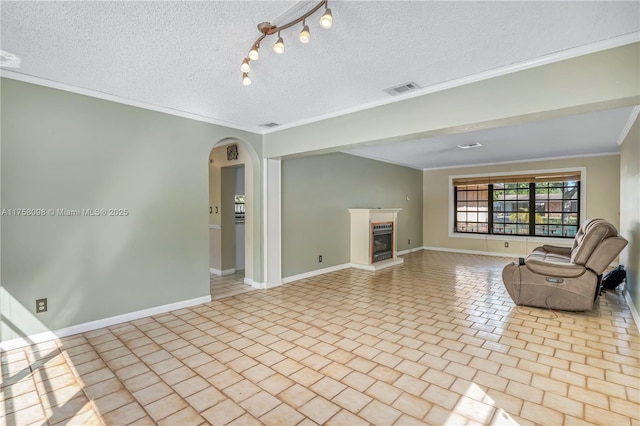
617;105;640;146
0;295;212;351
624;289;640;333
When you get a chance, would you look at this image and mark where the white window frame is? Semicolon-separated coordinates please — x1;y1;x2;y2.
448;167;587;244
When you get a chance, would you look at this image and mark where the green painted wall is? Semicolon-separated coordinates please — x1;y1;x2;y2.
281;153;423;277
0;78;263;342
620;116;640;315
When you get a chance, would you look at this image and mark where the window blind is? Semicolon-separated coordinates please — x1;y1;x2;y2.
452;171;581;187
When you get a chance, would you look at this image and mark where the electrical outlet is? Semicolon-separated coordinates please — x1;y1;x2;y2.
504;242;509;248
36;298;47;313
319;255;323;263
408;239;411;245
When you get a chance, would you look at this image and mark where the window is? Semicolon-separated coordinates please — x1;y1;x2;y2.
453;171;581;238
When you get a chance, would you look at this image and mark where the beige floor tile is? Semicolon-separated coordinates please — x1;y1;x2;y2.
186;386;227;413
3;251;639;426
259;403;306;426
157;406;206;426
201;399;246;425
133;381;173;406
332;387;372;414
240;391;281;417
144;393;188;422
299;396;341;424
359;400;402;425
391;392;431;419
278;383;317;408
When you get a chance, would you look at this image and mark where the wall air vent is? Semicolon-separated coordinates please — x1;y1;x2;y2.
457;142;483;149
384;81;421;96
260;122;280;128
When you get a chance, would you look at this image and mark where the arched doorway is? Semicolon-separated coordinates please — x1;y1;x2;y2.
208;139;257;298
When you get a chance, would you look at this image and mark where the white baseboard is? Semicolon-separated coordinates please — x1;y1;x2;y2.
422;246;523;259
351;258;404;271
0;295;211;351
624;290;640;333
397;247;424;256
282;263;352;284
210;268;236;276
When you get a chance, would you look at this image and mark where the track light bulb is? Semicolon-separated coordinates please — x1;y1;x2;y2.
273;35;285;54
242;73;251;86
299;24;310;43
240;58;250;73
248;46;259;61
320;8;332;29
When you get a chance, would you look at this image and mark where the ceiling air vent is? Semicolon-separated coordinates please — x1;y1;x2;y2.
260;122;280;128
384;81;421;96
457;142;483;149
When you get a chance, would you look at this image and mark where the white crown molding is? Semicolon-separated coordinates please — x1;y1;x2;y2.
3;34;637;137
0;295;211;351
0;69;263;134
617;105;640;145
264;33;640;134
422;151;620;172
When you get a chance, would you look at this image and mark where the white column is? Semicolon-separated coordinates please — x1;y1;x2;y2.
264;159;282;288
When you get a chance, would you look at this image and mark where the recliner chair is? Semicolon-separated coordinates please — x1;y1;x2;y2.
502;218;628;311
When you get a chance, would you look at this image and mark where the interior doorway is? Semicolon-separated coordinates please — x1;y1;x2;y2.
208;143;255;299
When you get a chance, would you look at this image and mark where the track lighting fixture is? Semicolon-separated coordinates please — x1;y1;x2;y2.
248;45;259;61
240;0;334;84
299;22;310;44
320;7;333;29
240;58;250;73
273;32;285;54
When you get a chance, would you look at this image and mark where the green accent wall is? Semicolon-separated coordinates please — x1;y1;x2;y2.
281;153;423;277
0;78;263;342
620;116;640;314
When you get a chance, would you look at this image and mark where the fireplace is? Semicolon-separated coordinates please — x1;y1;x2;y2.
349;208;403;271
371;222;393;263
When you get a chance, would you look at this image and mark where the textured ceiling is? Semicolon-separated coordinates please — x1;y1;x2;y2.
1;1;639;168
346;106;636;170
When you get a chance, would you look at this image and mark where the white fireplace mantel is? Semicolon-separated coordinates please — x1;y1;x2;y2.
348;208;404;271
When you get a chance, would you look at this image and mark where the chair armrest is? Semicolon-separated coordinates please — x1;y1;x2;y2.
525;258;585;278
540;245;572;256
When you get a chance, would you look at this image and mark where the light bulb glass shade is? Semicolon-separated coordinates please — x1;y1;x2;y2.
240;58;250;73
320;8;332;28
248;47;259;61
299;25;310;43
273;36;285;54
242;73;251;85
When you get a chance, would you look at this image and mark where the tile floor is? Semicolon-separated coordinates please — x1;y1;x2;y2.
1;250;638;425
210;271;255;301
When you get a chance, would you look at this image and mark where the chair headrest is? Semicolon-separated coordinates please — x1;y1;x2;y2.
571;218;619;265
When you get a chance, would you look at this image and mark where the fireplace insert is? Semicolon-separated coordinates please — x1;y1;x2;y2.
371;222;393;263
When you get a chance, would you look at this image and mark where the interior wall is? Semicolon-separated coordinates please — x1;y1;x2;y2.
423;155;621;256
0;78;262;343
281;152;423;278
620;116;640;314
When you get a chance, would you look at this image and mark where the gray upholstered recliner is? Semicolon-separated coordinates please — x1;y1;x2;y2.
502;218;628;311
